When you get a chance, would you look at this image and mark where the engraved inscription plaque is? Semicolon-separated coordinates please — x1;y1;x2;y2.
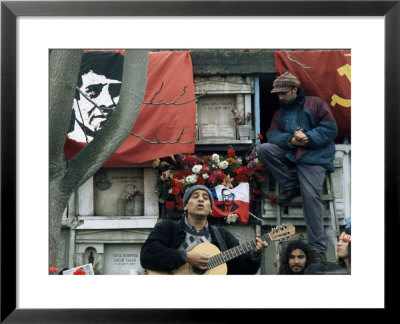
103;244;144;275
197;95;237;140
94;168;144;216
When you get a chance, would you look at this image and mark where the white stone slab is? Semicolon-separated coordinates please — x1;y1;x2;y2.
197;94;237;141
93;168;144;216
103;244;144;275
76;217;158;230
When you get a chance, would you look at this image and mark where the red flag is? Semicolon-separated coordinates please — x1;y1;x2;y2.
64;50;196;166
274;50;351;137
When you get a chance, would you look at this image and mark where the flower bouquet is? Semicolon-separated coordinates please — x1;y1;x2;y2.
153;147;270;222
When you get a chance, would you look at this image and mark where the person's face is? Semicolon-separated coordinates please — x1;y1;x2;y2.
288;249;307;274
337;233;350;259
70;70;121;142
222;191;234;205
184;190;212;218
277;88;297;105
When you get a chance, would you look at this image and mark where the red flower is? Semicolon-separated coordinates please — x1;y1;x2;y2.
49;266;59;273
176;197;183;211
166;201;175;210
172;182;183;196
255;173;266;183
256;163;265;171
218;170;226;181
235;173;249;182
200;166;211;174
246;168;255;177
171;178;179;186
227;148;236;157
73;268;86;275
208;170;226;184
196;176;206;185
268;195;276;203
257;133;263;140
233;166;245;174
186;155;197;167
173;172;184;180
234;166;249;182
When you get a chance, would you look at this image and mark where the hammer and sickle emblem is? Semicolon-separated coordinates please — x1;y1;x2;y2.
330;58;351;108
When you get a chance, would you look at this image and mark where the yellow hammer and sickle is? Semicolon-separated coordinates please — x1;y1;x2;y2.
330;57;351;108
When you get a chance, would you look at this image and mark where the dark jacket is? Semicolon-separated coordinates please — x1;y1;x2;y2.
267;88;338;172
140;218;261;274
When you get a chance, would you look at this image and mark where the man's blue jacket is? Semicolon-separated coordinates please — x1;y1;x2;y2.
267;88;338;172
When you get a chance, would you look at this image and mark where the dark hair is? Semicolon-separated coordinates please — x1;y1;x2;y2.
221;188;235;200
75;51;124;100
278;240;315;274
304;261;349;275
338;226;351;269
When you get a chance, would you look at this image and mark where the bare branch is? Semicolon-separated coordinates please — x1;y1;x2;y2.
148;81;165;102
144;82;206;105
171;85;188;103
285;50;313;69
129;128;194;144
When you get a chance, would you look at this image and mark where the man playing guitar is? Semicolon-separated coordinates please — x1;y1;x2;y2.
140;185;268;275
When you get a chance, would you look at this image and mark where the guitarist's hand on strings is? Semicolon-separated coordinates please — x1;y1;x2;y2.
186;251;210;270
251;234;268;258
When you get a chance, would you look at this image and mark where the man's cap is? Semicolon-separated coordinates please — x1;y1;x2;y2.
183;185;214;209
270;71;301;93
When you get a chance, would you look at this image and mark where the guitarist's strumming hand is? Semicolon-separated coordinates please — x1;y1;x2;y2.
186;251;210;270
251;234;269;258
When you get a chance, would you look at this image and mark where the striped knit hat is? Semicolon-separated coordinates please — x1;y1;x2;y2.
270;71;301;93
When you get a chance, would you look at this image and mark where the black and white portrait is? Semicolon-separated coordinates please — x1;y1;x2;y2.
68;51;124;143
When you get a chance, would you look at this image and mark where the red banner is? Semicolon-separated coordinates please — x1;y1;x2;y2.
64;50;196;166
274;50;351;137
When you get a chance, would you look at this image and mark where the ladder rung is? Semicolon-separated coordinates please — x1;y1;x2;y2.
279;194;334;206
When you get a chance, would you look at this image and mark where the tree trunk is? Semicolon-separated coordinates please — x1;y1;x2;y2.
49;49;149;267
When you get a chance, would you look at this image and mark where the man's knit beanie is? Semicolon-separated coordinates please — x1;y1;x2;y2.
183;185;214;209
270;71;301;93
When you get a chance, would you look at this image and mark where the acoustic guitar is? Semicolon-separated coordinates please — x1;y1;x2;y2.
148;223;295;275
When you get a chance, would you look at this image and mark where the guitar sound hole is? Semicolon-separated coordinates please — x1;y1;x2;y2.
192;267;207;275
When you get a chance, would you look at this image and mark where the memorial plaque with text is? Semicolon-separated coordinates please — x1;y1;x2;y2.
103;244;143;275
94;168;144;216
197;95;237;140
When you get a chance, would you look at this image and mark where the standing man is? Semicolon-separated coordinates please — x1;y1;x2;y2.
257;71;338;261
278;240;315;274
140;185;268;274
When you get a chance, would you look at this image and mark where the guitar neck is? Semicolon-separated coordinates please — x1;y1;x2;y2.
207;234;271;270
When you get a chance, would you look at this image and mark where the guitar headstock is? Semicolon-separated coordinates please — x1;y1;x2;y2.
268;224;296;241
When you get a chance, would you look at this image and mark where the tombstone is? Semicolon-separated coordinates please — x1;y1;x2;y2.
197;94;237;141
194;76;253;144
103;244;144;275
94;168;144;216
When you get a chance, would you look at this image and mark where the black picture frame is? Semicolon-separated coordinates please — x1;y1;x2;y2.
1;0;398;322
